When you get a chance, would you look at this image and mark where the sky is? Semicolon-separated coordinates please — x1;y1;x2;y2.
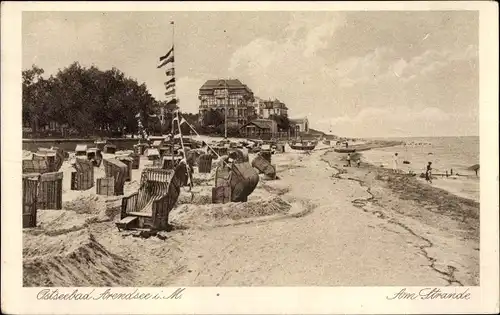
23;11;479;138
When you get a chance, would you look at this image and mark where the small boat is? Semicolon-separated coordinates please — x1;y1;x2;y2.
288;140;317;151
333;147;356;153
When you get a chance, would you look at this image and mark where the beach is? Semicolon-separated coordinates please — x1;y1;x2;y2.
362;136;480;202
23;141;479;287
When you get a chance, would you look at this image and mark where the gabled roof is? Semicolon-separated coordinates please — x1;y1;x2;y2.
199;79;253;93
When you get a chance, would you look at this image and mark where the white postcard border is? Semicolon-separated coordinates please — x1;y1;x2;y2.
1;1;498;314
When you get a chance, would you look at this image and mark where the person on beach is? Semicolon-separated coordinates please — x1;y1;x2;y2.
347;153;351;167
393;153;399;173
425;162;433;183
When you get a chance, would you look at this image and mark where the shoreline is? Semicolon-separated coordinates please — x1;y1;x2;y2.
23;142;479;287
320;148;479;285
359;144;480;203
321;149;479;226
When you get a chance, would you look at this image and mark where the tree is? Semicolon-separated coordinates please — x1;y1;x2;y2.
22;65;46;132
269;114;290;131
202;109;224;127
22;63;158;137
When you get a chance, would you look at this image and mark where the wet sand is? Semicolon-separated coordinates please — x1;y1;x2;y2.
23;142;479;287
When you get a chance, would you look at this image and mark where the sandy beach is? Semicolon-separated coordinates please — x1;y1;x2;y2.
23;142;479;287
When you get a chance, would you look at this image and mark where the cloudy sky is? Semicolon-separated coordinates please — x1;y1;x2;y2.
23;10;478;137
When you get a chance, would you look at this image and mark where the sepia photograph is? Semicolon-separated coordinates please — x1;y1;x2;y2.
2;1;499;314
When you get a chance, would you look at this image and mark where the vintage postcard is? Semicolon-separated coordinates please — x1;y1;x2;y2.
1;1;499;314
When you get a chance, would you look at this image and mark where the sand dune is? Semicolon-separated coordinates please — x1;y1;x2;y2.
23;231;133;287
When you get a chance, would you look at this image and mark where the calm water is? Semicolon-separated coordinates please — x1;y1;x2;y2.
364;136;479;175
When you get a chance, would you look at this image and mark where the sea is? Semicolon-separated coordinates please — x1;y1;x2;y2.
361;136;480;202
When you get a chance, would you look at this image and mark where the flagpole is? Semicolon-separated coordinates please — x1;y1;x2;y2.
176;111;193;190
225;80;228;139
172;21;175;49
179;112;233;169
170;20;175;136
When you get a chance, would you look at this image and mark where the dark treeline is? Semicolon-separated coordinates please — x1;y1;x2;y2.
23;62;292;139
22;63;202;138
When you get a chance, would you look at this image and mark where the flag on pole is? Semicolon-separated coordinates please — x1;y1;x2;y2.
165;68;175;77
164;82;175;90
157;55;174;69
159;46;174;62
165;76;175;85
165;88;176;96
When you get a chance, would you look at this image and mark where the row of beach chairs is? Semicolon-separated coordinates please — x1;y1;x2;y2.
22;141;281;230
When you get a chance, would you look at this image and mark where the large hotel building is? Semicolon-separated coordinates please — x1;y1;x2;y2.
198;78;309;137
198;79;256;127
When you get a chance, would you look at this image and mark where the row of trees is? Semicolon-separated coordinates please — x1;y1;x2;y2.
23;63;292;139
23;63;165;137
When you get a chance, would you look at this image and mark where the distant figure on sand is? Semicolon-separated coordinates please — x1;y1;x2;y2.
345;142;349;148
393;153;399;173
357;159;361;167
426;162;433;183
347;153;351;167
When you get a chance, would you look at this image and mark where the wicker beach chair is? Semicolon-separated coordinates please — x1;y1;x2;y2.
117;163;187;231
